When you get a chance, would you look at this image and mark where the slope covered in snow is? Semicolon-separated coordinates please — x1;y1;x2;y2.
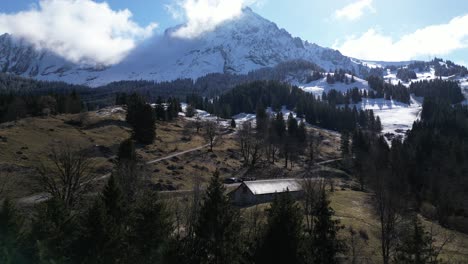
348;97;422;138
298;73;369;98
296;72;422;138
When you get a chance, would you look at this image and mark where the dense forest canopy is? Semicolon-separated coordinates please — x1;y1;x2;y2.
352;97;468;230
186;80;382;133
410;79;465;104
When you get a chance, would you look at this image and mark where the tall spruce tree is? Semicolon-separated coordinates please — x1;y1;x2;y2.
394;216;439;264
26;198;76;264
0;199;24;264
256;191;303;264
255;104;268;135
76;175;128;263
192;170;242;264
307;187;346;264
126;93;145;126
128;191;172;264
115;138;140;202
117;138;137;163
133;104;156;144
340;132;350;157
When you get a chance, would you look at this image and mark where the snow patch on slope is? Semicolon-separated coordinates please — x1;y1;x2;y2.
348;96;422;137
298;74;369;98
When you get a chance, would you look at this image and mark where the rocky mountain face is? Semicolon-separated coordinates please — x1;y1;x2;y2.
0;34;83;79
0;8;374;86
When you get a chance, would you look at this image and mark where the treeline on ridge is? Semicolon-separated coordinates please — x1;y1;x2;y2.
187;80;382;133
410;79;465;104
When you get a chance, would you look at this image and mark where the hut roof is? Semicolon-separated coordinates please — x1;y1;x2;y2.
242;179;302;195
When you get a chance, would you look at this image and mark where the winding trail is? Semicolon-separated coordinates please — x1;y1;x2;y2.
17;139;215;205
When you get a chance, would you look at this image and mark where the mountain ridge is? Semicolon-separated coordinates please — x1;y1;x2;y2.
0;8;370;86
0;8;457;87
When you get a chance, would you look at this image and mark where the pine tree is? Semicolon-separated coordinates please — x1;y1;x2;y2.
27;198;76;263
117;138;137;163
192;170;242;264
76;175;128;263
256;191;303;264
287;113;298;136
126;93;145;126
230;118;236;128
155;104;166;121
115;138;140;202
256;104;268;134
374;116;383;132
74;199;108;263
128;191;172;264
340;132;350;157
133;104;156;144
297;121;307;143
186;104;196;118
274;112;286;139
307;187;346;264
0;199;24;264
394;216;439;264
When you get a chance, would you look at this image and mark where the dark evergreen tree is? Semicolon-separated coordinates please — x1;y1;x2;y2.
256;191;303;264
117;138;137;163
192;170;242;264
394;216;438;264
0;199;25;263
185;104;196;118
297;121;307;144
126;93;145;126
230;118;236;128
26;198;76;263
133;104;156;144
128;191;172;264
340;132;350;157
76;175;128;263
307;187;346;264
115;138;140;202
255;103;268;134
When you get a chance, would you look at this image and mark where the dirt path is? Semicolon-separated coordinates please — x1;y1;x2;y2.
17;129;341;205
17;136;220;205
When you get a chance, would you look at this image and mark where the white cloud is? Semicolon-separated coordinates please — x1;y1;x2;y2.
334;0;375;21
0;0;157;65
334;14;468;61
168;0;257;39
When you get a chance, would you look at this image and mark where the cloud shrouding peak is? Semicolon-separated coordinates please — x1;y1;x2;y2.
168;0;257;39
0;0;157;65
333;14;468;61
334;0;375;21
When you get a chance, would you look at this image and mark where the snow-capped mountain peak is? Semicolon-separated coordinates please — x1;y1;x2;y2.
0;8;362;86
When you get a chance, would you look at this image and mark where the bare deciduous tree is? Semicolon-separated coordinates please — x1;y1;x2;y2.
194;117;202;133
37;146;96;209
373;171;404;264
348;226;370;264
237;121;262;168
301;177;323;234
306;132;319;169
203;120;218;152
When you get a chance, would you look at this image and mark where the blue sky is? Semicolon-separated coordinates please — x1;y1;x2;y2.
1;0;467;65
